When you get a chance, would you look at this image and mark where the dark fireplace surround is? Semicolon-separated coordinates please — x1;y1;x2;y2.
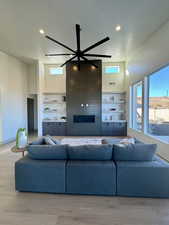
66;60;102;136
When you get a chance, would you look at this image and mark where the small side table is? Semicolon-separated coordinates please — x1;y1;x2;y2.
11;146;27;157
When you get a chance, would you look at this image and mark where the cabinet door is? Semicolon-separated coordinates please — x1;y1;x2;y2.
43;122;67;136
111;122;127;136
102;122;127;136
102;123;112;136
56;123;67;136
42;122;55;136
42;122;48;135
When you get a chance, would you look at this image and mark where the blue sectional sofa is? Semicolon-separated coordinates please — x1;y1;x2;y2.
67;160;116;195
116;156;169;198
15;138;169;198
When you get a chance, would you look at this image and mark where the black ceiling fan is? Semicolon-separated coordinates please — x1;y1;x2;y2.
45;24;111;70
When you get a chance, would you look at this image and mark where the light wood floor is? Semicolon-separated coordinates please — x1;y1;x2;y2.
0;138;169;225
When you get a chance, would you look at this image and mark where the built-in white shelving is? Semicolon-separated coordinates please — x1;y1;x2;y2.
43;93;66;122
42;92;126;123
102;92;126;122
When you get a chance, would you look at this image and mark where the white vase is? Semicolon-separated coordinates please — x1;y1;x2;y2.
16;129;27;148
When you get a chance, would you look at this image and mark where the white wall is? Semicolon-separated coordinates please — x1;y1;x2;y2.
0;89;3;142
37;61;45;136
43;62;125;94
27;63;37;95
0;51;28;144
44;64;66;93
126;20;169;160
102;62;125;92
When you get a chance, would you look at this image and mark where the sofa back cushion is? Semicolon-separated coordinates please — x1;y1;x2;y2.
30;137;46;145
113;143;157;161
27;145;68;160
68;144;113;161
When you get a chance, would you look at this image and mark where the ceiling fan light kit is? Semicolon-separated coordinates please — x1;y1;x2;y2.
45;24;111;70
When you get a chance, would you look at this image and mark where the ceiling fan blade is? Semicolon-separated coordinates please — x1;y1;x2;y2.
77;56;81;71
84;53;111;58
45;53;75;56
45;35;76;53
82;37;110;54
60;55;77;67
76;24;81;52
80;56;98;68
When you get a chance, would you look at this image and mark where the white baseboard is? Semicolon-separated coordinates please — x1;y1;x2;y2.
0;138;16;146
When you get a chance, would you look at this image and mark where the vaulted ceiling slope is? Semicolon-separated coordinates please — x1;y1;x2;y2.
0;0;169;64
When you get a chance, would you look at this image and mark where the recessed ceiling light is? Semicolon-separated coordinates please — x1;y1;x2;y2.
39;29;45;34
115;25;121;31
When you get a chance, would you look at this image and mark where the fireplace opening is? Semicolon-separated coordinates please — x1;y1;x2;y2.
73;115;95;123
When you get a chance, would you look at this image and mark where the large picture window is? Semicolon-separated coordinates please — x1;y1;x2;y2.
130;64;169;143
132;81;143;131
148;66;169;142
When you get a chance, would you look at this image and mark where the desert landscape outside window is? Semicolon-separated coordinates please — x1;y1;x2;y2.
148;65;169;142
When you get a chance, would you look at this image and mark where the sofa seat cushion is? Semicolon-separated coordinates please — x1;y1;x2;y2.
68;144;113;160
67;160;116;195
27;145;68;160
102;137;144;145
15;156;66;193
114;143;157;161
116;156;169;198
102;138;123;145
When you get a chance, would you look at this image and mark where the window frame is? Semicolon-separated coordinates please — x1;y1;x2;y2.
129;63;169;144
147;68;169;140
132;81;144;131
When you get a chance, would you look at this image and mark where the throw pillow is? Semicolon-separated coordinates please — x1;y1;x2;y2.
44;136;56;145
46;135;61;145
